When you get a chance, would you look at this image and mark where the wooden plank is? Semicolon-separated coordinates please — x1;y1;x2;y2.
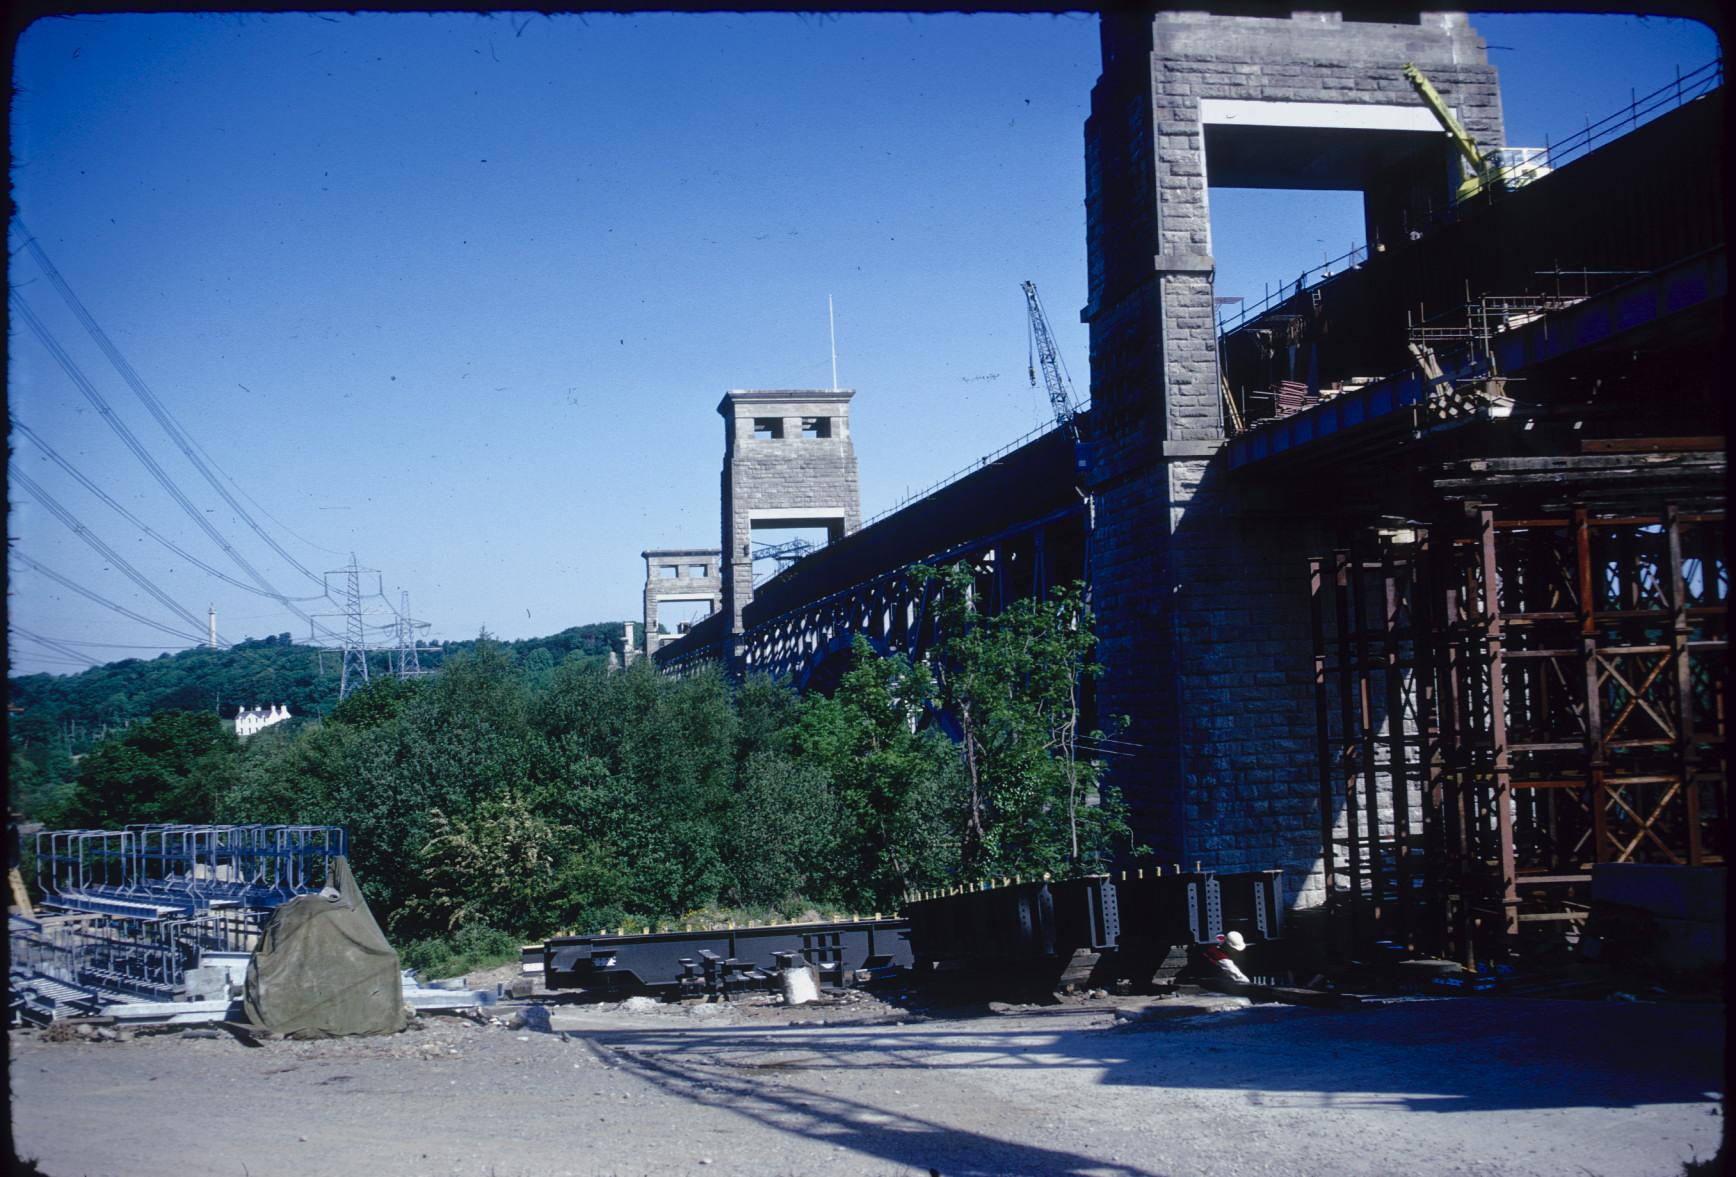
9;867;34;919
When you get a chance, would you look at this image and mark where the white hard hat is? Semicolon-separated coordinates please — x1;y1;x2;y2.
1224;931;1247;952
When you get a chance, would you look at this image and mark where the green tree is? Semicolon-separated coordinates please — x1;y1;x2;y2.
402;789;624;939
529;660;737;919
9;732;77;823
724;748;843;908
326;674;422;730
792;636;962;908
60;710;238;826
910;564;1132;879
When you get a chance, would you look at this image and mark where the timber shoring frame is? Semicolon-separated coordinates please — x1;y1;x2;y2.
1311;503;1726;963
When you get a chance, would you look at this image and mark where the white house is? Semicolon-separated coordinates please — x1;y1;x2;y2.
236;704;291;738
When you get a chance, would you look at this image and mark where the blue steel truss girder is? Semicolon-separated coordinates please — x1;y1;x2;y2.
742;502;1087;688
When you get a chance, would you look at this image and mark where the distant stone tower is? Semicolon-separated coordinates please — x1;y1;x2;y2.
640;548;722;660
719;390;861;668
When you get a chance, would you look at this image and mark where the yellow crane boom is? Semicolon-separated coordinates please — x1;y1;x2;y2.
1403;62;1493;201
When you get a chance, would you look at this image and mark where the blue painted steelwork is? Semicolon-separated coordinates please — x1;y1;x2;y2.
33;823;348;918
1228;248;1726;473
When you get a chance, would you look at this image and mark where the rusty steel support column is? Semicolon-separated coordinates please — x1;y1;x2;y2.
1413;530;1450;956
1664;505;1704;865
1477;507;1519;937
1574;505;1610;864
1332;548;1365;942
1437;552;1474;966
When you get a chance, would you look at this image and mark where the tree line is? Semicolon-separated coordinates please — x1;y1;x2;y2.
7;623;623;814
10;569;1135;963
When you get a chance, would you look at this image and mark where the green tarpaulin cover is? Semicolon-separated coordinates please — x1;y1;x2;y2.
244;856;407;1039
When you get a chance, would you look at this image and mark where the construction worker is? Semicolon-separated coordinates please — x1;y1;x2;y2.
1199;930;1251;985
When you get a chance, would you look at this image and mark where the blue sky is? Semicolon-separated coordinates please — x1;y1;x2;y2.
7;12;1721;676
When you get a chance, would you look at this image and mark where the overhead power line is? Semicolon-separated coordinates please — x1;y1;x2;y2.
11;626;103;668
11;551;210;644
17;226;331;588
11;469;227;644
11;416;329;604
6;634;208;650
9;290;340;642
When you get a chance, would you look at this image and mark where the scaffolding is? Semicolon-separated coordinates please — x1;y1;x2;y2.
1311;505;1726;963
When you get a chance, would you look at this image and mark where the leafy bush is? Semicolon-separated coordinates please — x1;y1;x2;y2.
398;923;521;980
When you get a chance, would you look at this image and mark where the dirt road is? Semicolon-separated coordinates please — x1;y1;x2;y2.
9;990;1723;1177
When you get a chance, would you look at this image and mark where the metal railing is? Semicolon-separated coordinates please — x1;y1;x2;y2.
34;823;347;916
1518;58;1722;182
860;413;1080;532
1216;243;1371;336
1217;57;1722;341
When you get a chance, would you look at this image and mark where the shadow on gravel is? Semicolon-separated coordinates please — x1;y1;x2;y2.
575;993;1722;1177
585;1028;1155;1177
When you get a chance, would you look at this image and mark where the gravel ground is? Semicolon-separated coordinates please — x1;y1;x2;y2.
8;982;1723;1177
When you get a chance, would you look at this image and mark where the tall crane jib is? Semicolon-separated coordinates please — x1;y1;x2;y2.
1401;62;1550;202
1021;281;1091;482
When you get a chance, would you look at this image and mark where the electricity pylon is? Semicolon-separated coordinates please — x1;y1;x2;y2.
395;589;430;680
321;555;380;701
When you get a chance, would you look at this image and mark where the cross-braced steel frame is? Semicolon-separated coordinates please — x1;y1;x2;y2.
1311;503;1726;963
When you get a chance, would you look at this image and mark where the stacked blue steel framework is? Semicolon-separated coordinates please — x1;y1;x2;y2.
12;824;346;1017
35;824;346;916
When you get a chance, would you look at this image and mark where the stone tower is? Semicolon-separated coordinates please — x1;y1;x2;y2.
719;390;861;668
1081;11;1503;899
640;548;723;660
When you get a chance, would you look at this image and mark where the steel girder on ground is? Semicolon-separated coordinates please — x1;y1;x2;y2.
541;918;913;999
905;871;1286;988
